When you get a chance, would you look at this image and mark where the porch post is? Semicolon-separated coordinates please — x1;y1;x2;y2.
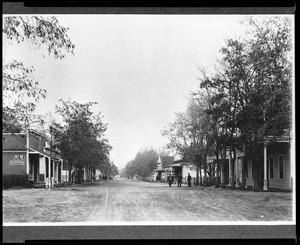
47;157;51;179
263;142;268;191
235;154;239;188
26;129;30;175
52;160;55;182
61;160;63;183
228;149;232;186
46;157;50;188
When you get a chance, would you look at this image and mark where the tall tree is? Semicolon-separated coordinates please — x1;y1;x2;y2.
3;16;75;133
162;94;212;186
53;99;111;183
199;16;292;191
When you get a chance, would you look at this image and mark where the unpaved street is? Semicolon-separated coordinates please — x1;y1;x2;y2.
3;177;293;223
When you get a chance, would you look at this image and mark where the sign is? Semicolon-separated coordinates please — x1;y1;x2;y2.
10;154;25;165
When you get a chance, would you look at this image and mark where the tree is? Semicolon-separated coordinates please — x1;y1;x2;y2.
198;16;292;191
110;162;119;177
134;147;158;180
123;146;159;180
3;16;75;133
162;94;212;186
53;99;111;184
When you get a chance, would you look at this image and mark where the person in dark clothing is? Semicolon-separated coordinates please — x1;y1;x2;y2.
178;174;182;187
187;173;192;187
171;174;175;184
168;174;172;187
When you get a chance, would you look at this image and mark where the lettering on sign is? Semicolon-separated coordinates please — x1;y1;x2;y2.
10;154;25;165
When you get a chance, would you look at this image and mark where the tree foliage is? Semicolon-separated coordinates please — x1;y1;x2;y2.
53;99;111;183
3;16;75;133
162;16;293;190
123;146;159;179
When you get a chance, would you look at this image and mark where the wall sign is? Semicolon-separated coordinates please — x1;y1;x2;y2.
10;154;25;165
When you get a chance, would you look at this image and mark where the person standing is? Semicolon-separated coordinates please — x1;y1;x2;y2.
178;174;182;187
187;173;192;187
168;174;172;187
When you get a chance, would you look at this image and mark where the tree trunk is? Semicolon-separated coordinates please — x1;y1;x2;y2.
68;163;72;184
231;149;235;190
215;147;220;188
253;158;259;192
196;164;199;185
221;149;226;189
199;166;202;186
221;160;226;189
240;157;246;190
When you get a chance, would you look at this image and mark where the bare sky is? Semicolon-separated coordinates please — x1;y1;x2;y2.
4;15;253;169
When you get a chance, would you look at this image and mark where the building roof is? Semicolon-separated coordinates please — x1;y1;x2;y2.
160;156;174;167
165;163;182;168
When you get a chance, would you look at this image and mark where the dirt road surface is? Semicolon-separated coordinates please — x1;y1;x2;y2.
3;177;293;223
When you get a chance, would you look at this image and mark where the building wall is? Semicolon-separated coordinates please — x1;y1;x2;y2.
267;143;291;190
182;164;197;183
39;156;46;182
245;159;253;187
245;143;291;190
2;152;27;175
3;134;26;149
29;134;42;150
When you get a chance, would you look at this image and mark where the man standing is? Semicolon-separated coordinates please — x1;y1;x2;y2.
178;174;182;187
187;173;192;187
168;174;172;187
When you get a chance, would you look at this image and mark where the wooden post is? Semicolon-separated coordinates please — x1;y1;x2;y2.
263;142;268;191
228;148;232;187
26;129;30;175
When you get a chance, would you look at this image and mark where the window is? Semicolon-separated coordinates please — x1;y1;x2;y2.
269;156;274;179
278;155;284;179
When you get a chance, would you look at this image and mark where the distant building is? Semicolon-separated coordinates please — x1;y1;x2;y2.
3;130;64;187
154;155;174;182
165;152;197;185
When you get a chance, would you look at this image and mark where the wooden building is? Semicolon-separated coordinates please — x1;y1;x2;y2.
3;130;64;187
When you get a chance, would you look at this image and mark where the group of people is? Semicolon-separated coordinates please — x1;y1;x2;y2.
167;173;192;187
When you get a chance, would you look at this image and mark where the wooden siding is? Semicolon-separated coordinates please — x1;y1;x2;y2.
267;143;291;190
245;143;291;190
182;165;197;183
29;134;44;150
2;134;26;150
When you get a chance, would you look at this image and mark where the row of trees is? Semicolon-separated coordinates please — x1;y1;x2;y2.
51;99;114;183
3;16;116;183
122;147;169;180
162;17;293;191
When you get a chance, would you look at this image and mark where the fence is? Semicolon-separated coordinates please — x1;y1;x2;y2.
3;174;29;188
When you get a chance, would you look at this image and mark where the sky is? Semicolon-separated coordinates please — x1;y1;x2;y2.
3;14;263;169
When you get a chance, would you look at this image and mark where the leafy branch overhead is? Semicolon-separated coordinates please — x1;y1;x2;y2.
3;15;75;133
3;16;75;59
3;60;46;102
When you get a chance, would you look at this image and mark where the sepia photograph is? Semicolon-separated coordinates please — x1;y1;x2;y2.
2;3;296;242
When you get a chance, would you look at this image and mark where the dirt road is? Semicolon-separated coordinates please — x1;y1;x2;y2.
3;177;293;223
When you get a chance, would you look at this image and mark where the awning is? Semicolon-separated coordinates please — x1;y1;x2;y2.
165;163;182;168
155;169;167;172
29;148;50;157
29;148;62;161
